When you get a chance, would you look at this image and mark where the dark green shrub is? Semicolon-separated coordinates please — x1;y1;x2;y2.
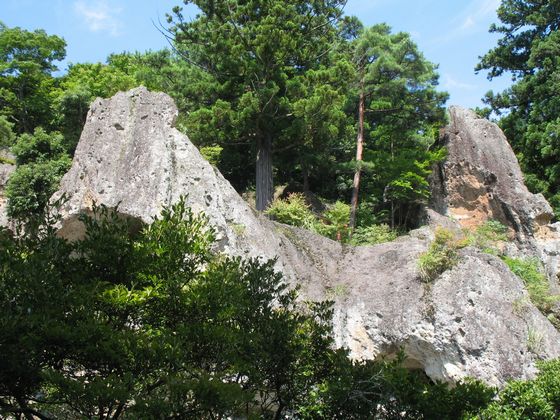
477;380;555;419
11;127;67;165
0;198;351;418
6;128;71;220
0;115;15;148
6;157;71;219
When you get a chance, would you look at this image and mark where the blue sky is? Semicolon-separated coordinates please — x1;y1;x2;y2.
3;0;511;109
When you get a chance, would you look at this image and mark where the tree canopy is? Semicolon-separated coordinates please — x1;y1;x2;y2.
167;0;348;210
0;22;66;134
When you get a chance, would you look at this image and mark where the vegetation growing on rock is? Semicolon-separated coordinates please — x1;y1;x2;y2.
266;193;399;245
417;227;460;282
503;256;560;321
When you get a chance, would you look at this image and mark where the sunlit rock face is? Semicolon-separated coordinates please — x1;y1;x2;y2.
430;105;560;292
431;106;553;236
51;89;560;387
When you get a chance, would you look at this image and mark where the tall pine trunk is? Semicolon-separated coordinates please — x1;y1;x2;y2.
349;83;365;230
256;133;273;211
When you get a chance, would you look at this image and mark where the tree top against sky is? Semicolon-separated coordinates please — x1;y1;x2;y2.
3;0;510;109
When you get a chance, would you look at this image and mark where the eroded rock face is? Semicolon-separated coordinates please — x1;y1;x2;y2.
431;106;560;290
52;87;296;272
51;89;560;387
431;106;553;237
331;242;560;385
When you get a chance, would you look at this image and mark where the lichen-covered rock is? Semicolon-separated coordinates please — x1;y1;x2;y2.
51;89;560;387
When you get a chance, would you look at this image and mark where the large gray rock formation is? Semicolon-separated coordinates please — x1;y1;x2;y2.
52;88;560;387
431;106;560;289
431;106;553;237
51;87;293;270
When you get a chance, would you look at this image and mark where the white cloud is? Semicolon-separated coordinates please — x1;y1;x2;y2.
459;0;499;32
461;16;475;30
442;74;477;91
428;0;500;46
74;0;123;37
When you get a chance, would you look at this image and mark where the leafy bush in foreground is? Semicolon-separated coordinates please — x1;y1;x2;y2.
474;360;560;419
0;198;348;418
4;198;560;418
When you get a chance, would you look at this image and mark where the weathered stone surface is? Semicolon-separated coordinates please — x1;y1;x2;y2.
332;243;560;385
52;87;298;272
52;89;560;387
0;160;15;229
431;106;560;290
431;106;553;237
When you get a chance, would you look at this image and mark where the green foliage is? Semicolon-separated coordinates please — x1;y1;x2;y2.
0;198;359;418
502;256;559;316
0;22;66;133
527;326;544;354
199;144;223;166
348;24;448;228
418;228;460;282
318;353;496;420
267;194;399;245
11;127;66;165
475;360;560;420
5;195;560;418
315;201;352;242
0;115;15;148
168;0;348;209
350;223;398;246
477;0;560;216
266;193;316;229
465;219;509;254
6;128;70;219
6;158;70;219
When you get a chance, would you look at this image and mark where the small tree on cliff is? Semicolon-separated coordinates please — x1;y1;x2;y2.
167;0;346;210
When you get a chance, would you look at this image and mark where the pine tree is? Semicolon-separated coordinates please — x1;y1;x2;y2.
167;0;346;210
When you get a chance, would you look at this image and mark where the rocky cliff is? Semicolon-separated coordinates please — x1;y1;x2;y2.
431;106;560;291
46;88;560;386
431;106;553;237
